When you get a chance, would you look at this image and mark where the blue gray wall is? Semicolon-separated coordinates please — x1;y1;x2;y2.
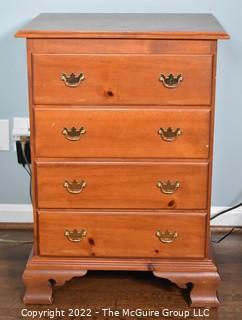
0;0;241;206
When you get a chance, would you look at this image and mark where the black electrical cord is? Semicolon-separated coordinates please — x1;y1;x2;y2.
22;164;31;176
20;140;32;203
212;227;236;244
210;202;242;221
211;203;242;243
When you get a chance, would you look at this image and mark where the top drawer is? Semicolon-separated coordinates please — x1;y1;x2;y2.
32;54;213;106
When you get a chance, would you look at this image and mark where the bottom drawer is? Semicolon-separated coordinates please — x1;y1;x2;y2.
38;211;207;258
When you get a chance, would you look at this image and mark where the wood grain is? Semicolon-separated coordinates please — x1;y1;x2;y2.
15;13;229;39
31;38;214;54
27;40;39;255
34;107;210;159
36;161;208;209
24;245;219;307
32;54;213;106
1;229;242;318
38;211;207;258
15;13;229;306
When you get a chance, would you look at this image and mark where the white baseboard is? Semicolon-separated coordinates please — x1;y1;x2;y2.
0;204;241;226
210;206;242;226
0;204;33;223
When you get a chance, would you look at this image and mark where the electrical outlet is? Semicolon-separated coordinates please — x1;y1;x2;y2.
0;119;10;151
12;117;30;141
12;117;30;150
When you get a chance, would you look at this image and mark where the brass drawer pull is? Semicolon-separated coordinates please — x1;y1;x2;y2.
63;180;87;194
157;180;180;194
156;230;178;244
61;72;85;87
159;73;183;88
64;229;87;242
158;127;182;142
62;126;86;141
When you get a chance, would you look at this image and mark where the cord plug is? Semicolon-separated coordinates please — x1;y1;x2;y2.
16;139;31;166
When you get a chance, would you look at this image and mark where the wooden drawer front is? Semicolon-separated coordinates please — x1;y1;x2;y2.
33;54;213;106
38;211;207;258
36;162;208;209
35;108;210;159
32;39;213;55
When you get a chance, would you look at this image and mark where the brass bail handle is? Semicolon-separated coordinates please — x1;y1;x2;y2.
62;126;86;141
159;73;183;89
61;72;85;87
158;127;182;142
156;230;178;244
157;180;180;195
64;229;87;242
63;180;87;194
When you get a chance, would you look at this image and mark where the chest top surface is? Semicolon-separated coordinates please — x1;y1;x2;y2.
15;13;229;39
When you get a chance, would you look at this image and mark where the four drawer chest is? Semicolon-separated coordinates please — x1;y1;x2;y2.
16;13;229;306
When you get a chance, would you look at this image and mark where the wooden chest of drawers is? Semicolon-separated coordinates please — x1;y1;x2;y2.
16;13;229;306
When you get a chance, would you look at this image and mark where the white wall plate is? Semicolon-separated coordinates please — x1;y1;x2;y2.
0;119;10;151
